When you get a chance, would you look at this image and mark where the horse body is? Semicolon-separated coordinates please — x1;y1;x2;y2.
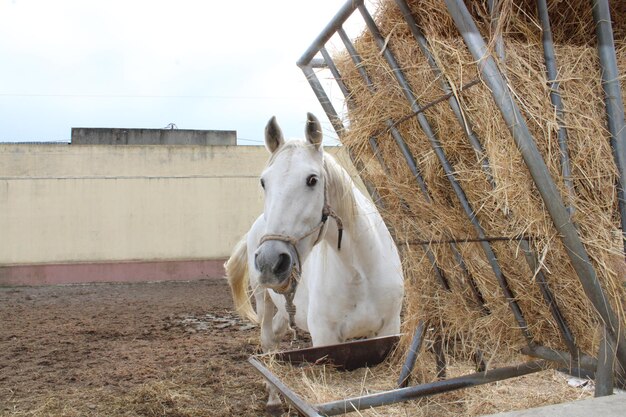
246;175;403;347
225;113;403;412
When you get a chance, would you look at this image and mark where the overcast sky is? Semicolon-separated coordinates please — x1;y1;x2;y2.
0;0;370;145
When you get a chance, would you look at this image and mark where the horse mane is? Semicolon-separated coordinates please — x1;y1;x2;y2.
322;151;357;226
265;140;357;227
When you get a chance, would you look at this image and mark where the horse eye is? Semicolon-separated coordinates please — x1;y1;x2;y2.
306;175;318;187
260;178;265;189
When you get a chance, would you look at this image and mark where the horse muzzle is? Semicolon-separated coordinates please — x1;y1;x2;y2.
254;239;299;290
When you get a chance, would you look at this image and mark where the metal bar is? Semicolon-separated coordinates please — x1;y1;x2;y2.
378;78;482;137
368;137;387;169
433;335;447;379
337;27;374;88
249;357;322;417
359;2;534;344
473;349;486;372
314;40;453;294
450;241;490;312
395;0;580;358
398;320;426;387
537;0;575;215
595;327;615;396
299;64;386;208
558;367;596;380
521;345;598;371
297;0;363;67
319;47;351;100
404;236;528;245
320;20;487;308
310;58;327;68
316;360;547;415
592;0;626;254
300;65;344;135
445;0;626;371
487;0;506;70
520;242;580;356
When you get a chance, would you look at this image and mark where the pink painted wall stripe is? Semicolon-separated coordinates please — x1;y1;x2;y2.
0;259;226;286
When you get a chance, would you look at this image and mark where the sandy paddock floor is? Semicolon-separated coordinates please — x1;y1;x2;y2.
0;278;600;417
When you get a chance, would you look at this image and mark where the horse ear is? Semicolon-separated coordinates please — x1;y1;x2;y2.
305;112;323;149
264;116;284;153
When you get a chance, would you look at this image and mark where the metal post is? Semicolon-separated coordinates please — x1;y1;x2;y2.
592;0;626;254
296;0;364;68
537;0;576;215
521;345;598;372
520;243;579;356
595;327;615;396
358;2;534;345
433;335;447;379
444;0;626;371
398;320;426;387
316;361;547;415
488;0;506;71
249;357;322;417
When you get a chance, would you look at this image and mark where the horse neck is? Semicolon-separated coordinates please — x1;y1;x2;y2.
322;164;379;257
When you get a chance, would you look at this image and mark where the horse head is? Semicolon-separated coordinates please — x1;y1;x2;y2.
254;113;327;291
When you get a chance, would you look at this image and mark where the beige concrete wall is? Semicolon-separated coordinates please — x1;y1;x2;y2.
0;144;362;265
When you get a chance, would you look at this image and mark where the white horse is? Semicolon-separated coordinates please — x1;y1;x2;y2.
225;113;404;413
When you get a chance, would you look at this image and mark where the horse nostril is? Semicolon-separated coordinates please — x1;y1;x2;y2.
273;253;292;275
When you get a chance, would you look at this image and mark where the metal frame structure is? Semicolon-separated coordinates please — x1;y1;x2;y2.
249;0;626;415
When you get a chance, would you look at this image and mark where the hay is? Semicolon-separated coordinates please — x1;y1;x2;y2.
332;0;626;361
262;353;594;416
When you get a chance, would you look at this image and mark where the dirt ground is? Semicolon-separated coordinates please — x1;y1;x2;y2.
0;278;603;417
0;278;279;417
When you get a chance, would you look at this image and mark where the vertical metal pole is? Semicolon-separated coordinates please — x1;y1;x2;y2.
520;243;579;356
433;335;447;379
595;327;615;396
487;0;506;71
444;0;626;371
296;0;364;68
473;349;486;372
398;320;426;387
359;2;534;345
537;0;576;216
299;64;383;204
592;0;626;254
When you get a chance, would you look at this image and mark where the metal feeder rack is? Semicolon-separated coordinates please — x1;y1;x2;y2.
249;0;626;415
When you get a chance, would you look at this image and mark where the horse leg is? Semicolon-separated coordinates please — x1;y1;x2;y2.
256;290;284;415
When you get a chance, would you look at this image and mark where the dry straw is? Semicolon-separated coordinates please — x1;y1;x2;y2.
333;0;626;363
262;353;594;416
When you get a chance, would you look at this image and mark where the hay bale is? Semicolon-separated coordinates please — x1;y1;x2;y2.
334;0;626;360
